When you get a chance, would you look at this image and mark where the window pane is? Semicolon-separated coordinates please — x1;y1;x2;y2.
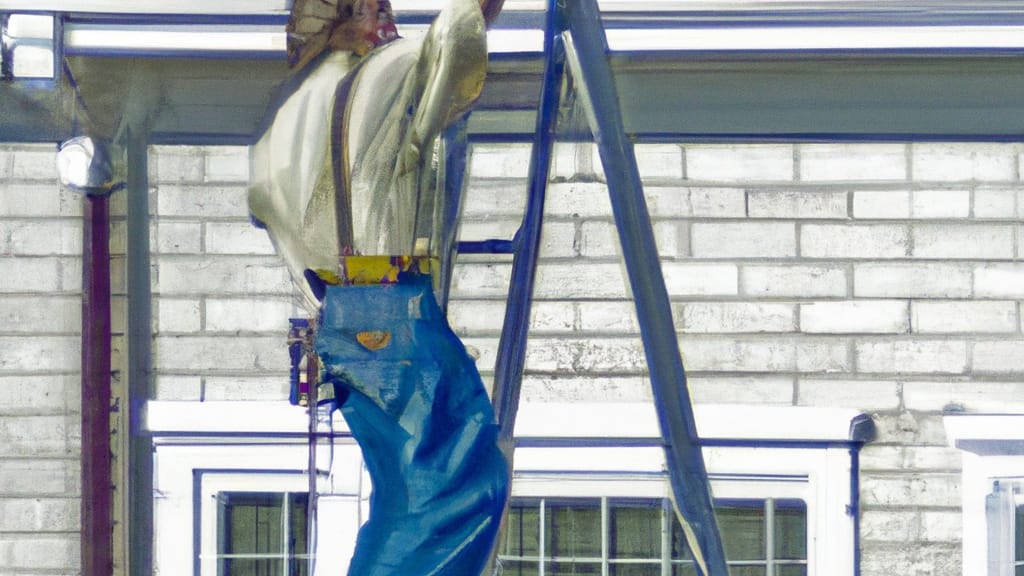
547;560;602;574
717;506;766;561
546;502;602;559
289;493;309;562
730;567;767;576
610;562;661;576
222;493;284;555
670;515;694;560
498;560;540;576
222;558;284;576
671;563;699;576
610;501;662;559
774;503;807;560
506;503;541;557
777;565;808;576
1016;505;1024;562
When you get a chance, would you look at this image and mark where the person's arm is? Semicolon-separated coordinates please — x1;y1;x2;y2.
479;0;505;27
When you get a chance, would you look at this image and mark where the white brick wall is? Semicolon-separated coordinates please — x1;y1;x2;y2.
0;144;81;575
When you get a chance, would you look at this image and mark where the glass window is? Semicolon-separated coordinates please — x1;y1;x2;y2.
216;492;309;576
0;14;55;79
501;497;807;576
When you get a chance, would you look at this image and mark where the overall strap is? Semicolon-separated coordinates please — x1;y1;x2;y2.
330;55;373;255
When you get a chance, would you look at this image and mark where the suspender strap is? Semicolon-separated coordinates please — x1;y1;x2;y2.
330;56;372;255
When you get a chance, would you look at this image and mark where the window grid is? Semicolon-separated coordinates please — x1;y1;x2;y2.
215;491;311;576
500;497;807;576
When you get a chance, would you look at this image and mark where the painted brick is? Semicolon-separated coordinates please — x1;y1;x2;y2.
911;189;970;218
643;186;690;217
152;146;205;183
854;263;972;298
861;473;961;507
911;224;1013;259
448;300;505;335
535;262;630;299
0;498;78;531
679;338;796;372
0;296;79;332
799;144;907;182
634;144;684;179
903;381;1024;412
747;189;847;219
457;219;520;245
0;415;77;457
678;302;796;333
154;376;202;401
688;376;794;405
913;142;1017;182
859;445;962;472
911;301;1017;333
741;265;847;298
205;222;276;255
0;535;79;570
577;301;639;334
0;183;63;216
796;338;852;373
157;185;250;218
10;147;58;181
856;340;967;374
685;144;794;182
519;375;650;403
155;335;287;371
61;256;84;293
975;263;1024;298
661;263;739;296
155;221;201;254
156;256;291;295
0;375;77;414
469;143;532;178
861;509;918;542
544;182;613;218
523;337;645;374
973;341;1024;373
691;222;796;258
541;221;580;258
800;224;909;258
205;298;295;332
852;190;911;219
801;300;908;334
920;510;962;542
528;301;577;333
688;187;747;217
653;221;684;258
0;336;79;373
0;459;77;496
797;379;899;411
860;543;960;576
974;187;1017;219
0;148;10;179
155;298;201;333
0;220;80;256
450;262;512;298
204;147;249;182
551;142;595;180
204;377;289;401
460;181;526;217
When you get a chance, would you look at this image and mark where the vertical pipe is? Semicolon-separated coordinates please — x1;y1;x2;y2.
125;127;154;576
81;192;112;576
850;446;862;576
560;1;728;574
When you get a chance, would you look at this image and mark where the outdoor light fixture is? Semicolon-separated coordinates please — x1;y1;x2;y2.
57;136;116;195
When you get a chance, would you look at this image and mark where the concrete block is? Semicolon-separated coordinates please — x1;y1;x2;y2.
450;262;512;299
0;148;10;179
800;224;909;258
795;338;852;373
578;301;639;334
524;337;645;374
662;263;739;296
911;189;971;218
856;340;967;374
688;376;794;405
741;265;847;298
0;336;79;373
155;335;287;372
528;301;577;333
155;221;201;254
535;262;630;299
0;459;77;496
859;445;962;472
974;187;1016;219
799;144;907;182
541;221;580;258
155;298;201;333
154;376;202;401
973;341;1024;373
797;378;899;411
975;263;1024;298
653;221;684;258
688;187;747;217
204;376;290;401
0;375;77;414
903;380;1024;412
0;183;62;216
860;473;961;507
854;263;972;298
519;375;652;403
461;180;527;217
913;142;1017;182
60;256;84;293
800;300;909;334
551;142;596;180
204;147;249;182
852;190;910;219
205;298;295;332
920;510;962;543
0;415;76;458
0;296;80;333
544;182;612;218
205;221;275;255
679;337;796;372
685;144;794;182
0;220;81;256
447;300;506;335
911;300;1017;333
679;302;796;333
634;144;684;180
469;143;532;178
152;145;205;183
860;543;960;576
691;222;796;258
457;219;520;244
871;412;949;445
156;256;291;295
0;498;78;531
911;224;1013;259
0;535;80;571
860;509;918;542
747;189;848;219
156;184;250;218
643;186;691;217
10;146;58;181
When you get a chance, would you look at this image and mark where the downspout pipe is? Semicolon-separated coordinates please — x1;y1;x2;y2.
58;136;118;576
